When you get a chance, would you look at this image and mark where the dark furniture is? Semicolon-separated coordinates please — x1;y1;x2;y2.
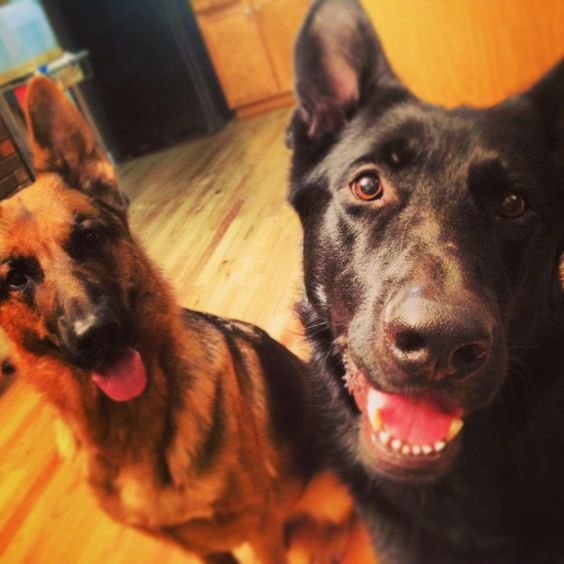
0;116;31;198
43;0;231;161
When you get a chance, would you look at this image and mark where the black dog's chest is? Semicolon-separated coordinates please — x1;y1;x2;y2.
372;394;564;563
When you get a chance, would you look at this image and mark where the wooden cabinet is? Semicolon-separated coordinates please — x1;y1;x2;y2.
193;0;308;117
195;0;564;116
253;0;309;94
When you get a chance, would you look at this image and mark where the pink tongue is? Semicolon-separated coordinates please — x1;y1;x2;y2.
91;348;147;402
368;388;460;445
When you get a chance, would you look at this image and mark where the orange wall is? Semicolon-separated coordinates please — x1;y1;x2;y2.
363;0;564;107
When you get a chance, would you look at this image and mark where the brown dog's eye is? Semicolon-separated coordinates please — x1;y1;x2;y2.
68;224;110;261
6;269;27;290
84;230;104;245
350;172;383;201
76;228;106;249
497;192;528;219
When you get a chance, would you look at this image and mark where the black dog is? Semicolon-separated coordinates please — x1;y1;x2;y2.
287;1;564;562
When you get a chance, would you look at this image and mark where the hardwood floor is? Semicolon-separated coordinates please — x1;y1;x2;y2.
0;108;311;563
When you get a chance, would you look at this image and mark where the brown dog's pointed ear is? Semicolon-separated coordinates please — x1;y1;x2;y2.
25;76;128;213
292;0;407;143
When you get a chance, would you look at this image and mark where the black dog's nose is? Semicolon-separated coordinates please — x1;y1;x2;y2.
384;294;492;382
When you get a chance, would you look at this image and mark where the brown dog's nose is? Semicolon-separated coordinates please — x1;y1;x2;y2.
384;293;492;382
72;314;121;355
58;306;122;366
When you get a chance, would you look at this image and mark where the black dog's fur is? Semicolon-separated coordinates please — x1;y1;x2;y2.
287;1;564;562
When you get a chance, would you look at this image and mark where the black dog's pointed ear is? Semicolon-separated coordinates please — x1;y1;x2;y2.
25;76;128;213
522;59;564;168
292;0;404;143
524;60;564;292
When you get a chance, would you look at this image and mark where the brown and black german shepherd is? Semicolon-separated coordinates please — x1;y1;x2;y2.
0;76;372;563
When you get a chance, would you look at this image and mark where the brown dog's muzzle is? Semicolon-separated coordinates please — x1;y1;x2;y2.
57;301;130;369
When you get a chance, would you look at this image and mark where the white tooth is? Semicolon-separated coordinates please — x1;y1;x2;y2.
366;389;384;432
391;439;402;451
378;430;390;445
401;445;411;455
447;418;464;441
412;445;421;456
369;409;382;432
422;445;433;455
434;441;446;452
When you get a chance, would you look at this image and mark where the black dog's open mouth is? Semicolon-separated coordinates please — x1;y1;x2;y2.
344;354;464;481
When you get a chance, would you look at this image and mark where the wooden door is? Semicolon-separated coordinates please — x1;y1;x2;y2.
362;0;564;107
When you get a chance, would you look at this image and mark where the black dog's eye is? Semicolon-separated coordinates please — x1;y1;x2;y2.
350;172;383;201
6;269;28;290
497;192;528;219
